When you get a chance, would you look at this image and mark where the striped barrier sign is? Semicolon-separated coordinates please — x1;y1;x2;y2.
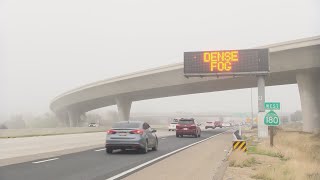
233;140;247;152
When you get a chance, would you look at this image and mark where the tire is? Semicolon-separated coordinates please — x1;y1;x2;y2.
152;139;158;151
205;127;208;129
106;148;113;154
140;141;148;154
169;129;171;131
198;133;201;137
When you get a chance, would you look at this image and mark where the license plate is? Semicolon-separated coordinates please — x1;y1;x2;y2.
119;132;127;136
183;128;188;130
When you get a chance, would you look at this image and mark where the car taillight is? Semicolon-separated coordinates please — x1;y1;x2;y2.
189;124;196;129
130;129;144;135
107;129;116;134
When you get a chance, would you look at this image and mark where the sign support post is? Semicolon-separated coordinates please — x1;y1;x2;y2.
270;126;274;146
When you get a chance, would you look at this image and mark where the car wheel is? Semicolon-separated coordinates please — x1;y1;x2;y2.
106;148;113;154
140;141;148;154
198;133;201;137
152;140;158;151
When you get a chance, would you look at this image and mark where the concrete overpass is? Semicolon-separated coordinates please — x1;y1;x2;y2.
50;36;320;133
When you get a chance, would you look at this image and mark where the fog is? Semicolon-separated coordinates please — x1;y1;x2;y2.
1;0;319;123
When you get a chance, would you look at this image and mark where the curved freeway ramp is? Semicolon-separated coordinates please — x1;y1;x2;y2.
50;36;320;132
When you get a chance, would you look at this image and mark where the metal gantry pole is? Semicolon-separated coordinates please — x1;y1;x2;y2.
257;75;268;138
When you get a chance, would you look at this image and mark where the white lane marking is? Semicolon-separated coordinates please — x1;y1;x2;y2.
95;148;106;152
32;158;59;164
161;137;166;140
106;130;229;180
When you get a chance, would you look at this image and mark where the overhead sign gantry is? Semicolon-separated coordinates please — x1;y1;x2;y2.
184;48;270;138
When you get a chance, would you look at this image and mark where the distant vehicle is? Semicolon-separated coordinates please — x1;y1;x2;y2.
205;121;215;129
168;122;178;131
222;122;231;127
105;121;158;154
176;118;201;138
214;121;223;128
173;118;180;122
88;123;99;127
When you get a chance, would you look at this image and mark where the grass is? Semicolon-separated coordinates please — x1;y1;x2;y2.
247;145;287;160
229;152;260;168
226;126;320;180
252;131;320;180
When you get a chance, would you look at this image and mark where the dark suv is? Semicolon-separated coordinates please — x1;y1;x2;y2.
176;118;201;138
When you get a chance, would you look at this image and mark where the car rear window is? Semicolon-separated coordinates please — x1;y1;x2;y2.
112;122;141;129
178;120;194;124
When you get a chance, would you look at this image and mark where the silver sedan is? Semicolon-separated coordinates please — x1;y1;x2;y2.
105;121;158;154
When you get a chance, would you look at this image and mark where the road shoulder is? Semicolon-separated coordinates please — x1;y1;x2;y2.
123;132;233;180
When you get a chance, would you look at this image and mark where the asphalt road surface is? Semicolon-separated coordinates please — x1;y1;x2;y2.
0;129;227;180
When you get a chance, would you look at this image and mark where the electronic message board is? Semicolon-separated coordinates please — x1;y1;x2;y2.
184;49;269;76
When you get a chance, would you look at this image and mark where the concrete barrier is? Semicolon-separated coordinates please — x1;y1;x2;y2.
0;125;168;138
0;127;109;138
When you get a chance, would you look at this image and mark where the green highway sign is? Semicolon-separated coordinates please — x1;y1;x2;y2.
264;102;280;110
264;111;280;126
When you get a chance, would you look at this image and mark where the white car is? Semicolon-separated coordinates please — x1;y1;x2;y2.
168;122;178;131
88;123;99;127
205;121;215;129
222;123;231;127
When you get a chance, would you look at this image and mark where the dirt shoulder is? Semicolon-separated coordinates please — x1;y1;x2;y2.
223;129;320;180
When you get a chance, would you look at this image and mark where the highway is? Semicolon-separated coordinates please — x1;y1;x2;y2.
0;129;227;180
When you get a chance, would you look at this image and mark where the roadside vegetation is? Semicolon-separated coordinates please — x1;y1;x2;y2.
224;123;320;180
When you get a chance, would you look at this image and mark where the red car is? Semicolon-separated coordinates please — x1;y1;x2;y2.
176;118;201;138
214;121;223;128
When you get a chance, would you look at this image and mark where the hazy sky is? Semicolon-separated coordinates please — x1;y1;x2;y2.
1;0;319;118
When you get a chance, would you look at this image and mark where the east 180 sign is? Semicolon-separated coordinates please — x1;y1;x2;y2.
184;49;269;76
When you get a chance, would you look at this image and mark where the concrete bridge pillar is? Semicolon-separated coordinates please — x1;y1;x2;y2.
67;109;82;127
115;97;132;121
296;68;320;133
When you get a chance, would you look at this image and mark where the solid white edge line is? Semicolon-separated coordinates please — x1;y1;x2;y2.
95;148;106;152
106;130;229;180
32;158;59;164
